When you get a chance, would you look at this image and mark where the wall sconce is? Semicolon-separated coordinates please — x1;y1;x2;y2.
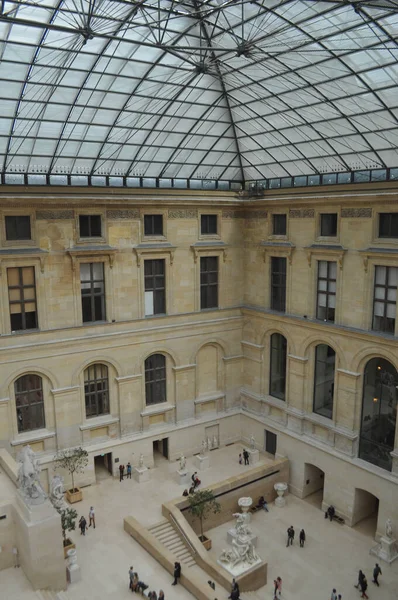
373;397;378;403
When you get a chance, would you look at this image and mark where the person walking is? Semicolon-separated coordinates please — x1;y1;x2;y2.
331;589;337;600
79;515;87;535
128;566;135;590
276;577;282;599
243;449;249;465
158;590;165;600
299;528;305;547
286;525;295;546
126;462;132;479
355;570;365;589
172;561;181;585
360;576;369;599
373;563;382;586
119;463;124;482
88;506;95;528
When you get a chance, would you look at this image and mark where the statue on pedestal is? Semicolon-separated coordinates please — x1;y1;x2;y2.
49;474;66;511
207;437;212;451
250;434;256;450
213;435;218;448
386;518;393;539
179;454;186;471
17;445;46;504
138;453;144;469
200;439;207;455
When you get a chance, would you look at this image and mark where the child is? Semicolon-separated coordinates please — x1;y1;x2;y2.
239;453;242;465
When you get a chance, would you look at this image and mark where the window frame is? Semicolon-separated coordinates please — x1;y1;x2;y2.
84;363;110;418
270;256;287;312
143;213;165;238
79;214;103;239
145;353;167;406
372;265;397;334
144;258;166;316
75;210;106;245
200;255;219;310
14;374;45;434
378;212;398;240
80;261;107;323
199;213;219;238
7;265;38;332
316;210;340;242
312;344;336;420
269;333;287;401
272;213;287;237
1;210;36;247
316;260;337;322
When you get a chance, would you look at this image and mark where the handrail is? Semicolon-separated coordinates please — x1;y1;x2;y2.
169;513;197;556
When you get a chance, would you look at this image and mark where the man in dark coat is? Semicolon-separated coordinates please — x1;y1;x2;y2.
243;449;249;465
286;525;295;546
373;563;382;586
172;561;181;585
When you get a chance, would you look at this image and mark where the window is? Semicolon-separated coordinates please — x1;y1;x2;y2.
269;333;287;400
15;375;44;433
80;263;106;323
144;214;163;236
379;213;398;239
201;214;217;235
272;214;287;236
5;216;31;241
200;256;218;309
359;358;397;472
79;215;102;238
7;266;38;331
84;364;109;418
145;354;166;405
270;257;286;312
316;261;336;322
372;266;397;334
144;259;165;315
320;213;337;237
313;344;335;419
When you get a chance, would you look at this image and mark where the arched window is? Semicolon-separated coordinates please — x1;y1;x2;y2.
145;354;166;405
15;375;44;433
313;344;335;419
269;333;287;400
84;364;109;418
359;358;397;472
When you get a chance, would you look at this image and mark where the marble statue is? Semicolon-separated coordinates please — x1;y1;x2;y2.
179;454;186;471
386;518;393;539
49;474;66;511
250;434;256;450
213;435;218;448
232;512;252;537
17;445;46;504
138;453;144;469
200;439;207;455
219;507;259;569
207;437;212;450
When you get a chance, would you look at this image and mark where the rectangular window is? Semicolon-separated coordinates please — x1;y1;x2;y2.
316;261;336;322
144;259;166;316
144;214;163;236
79;215;102;238
200;256;218;309
201;214;218;235
272;214;287;236
379;213;398;239
313;344;335;419
80;262;106;323
320;213;337;237
7;266;38;331
372;265;397;334
270;257;286;312
5;216;31;241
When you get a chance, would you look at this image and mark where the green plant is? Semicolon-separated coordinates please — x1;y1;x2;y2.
54;447;88;492
60;507;78;545
187;488;221;540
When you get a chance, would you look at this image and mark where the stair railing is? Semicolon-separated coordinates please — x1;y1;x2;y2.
169;514;197;556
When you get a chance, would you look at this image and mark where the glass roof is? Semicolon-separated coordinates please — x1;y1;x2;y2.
0;0;398;183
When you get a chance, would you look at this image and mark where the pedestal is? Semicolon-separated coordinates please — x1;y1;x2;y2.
133;466;150;483
370;536;398;564
248;449;259;464
195;454;210;470
176;469;189;485
67;564;81;583
227;528;258;547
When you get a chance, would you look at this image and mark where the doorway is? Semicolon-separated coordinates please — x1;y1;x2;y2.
94;452;113;481
352;488;379;537
153;438;169;464
264;429;277;456
303;463;325;508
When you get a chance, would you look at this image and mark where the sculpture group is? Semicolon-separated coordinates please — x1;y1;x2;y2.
219;498;260;570
17;445;46;505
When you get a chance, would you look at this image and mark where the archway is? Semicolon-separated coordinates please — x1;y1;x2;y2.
352;488;379;538
303;463;325;508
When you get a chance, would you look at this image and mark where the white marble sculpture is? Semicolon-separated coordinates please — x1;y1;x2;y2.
232;512;252;537
138;453;144;468
207;437;212;450
179;454;186;471
219;522;259;568
17;445;46;504
49;474;66;511
250;434;256;450
386;518;393;539
201;439;207;455
213;435;218;448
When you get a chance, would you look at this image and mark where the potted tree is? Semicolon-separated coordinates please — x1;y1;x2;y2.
61;507;78;558
187;489;221;550
54;447;89;503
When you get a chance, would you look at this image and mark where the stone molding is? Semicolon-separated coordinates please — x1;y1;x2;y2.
222;209;243;219
244;210;268;219
106;209;140;219
36;210;74;220
289;208;314;218
168;209;197;219
341;208;372;218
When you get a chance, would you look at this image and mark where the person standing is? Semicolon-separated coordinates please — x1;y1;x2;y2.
299;528;305;547
330;589;337;600
238;453;242;465
79;515;87;535
119;463;124;482
276;577;282;599
128;566;135;590
127;462;132;479
243;449;249;465
286;525;295;546
172;561;181;585
373;563;382;586
158;590;165;600
89;506;95;528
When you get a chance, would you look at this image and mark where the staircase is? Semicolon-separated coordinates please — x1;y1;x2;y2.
36;590;70;600
147;520;196;568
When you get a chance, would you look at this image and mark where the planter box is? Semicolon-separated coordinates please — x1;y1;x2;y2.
200;535;212;551
63;538;76;559
66;488;83;504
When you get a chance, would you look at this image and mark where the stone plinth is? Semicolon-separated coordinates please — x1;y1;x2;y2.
248;449;259;464
370;536;398;564
176;469;189;485
195;454;210;470
133;466;150;483
227;528;258;547
217;555;263;577
67;564;81;583
274;482;288;507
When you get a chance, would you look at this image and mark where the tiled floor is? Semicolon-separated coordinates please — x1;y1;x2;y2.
2;445;398;600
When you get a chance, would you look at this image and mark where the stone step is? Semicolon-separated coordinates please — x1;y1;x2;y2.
148;520;170;533
156;529;179;541
164;539;185;550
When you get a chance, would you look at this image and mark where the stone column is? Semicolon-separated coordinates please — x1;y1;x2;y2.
172;364;196;422
51;386;81;449
115;374;142;436
286;354;307;434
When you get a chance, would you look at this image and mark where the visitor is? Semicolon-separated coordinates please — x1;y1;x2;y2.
238;453;242;465
286;525;295;546
172;561;181;585
338;595;342;600
273;579;278;600
188;485;195;495
128;566;134;590
331;589;337;600
89;506;95;528
243;449;249;465
276;577;282;599
192;471;200;488
257;495;268;512
354;570;365;589
326;505;335;522
360;576;369;599
229;578;240;599
149;592;157;600
127;462;132;479
158;589;165;600
373;563;382;586
119;463;125;482
299;528;305;547
79;515;87;535
182;489;189;497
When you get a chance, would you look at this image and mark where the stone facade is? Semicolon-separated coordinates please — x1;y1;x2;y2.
0;186;397;536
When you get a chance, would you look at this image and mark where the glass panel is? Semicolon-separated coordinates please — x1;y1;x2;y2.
313;345;335;419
